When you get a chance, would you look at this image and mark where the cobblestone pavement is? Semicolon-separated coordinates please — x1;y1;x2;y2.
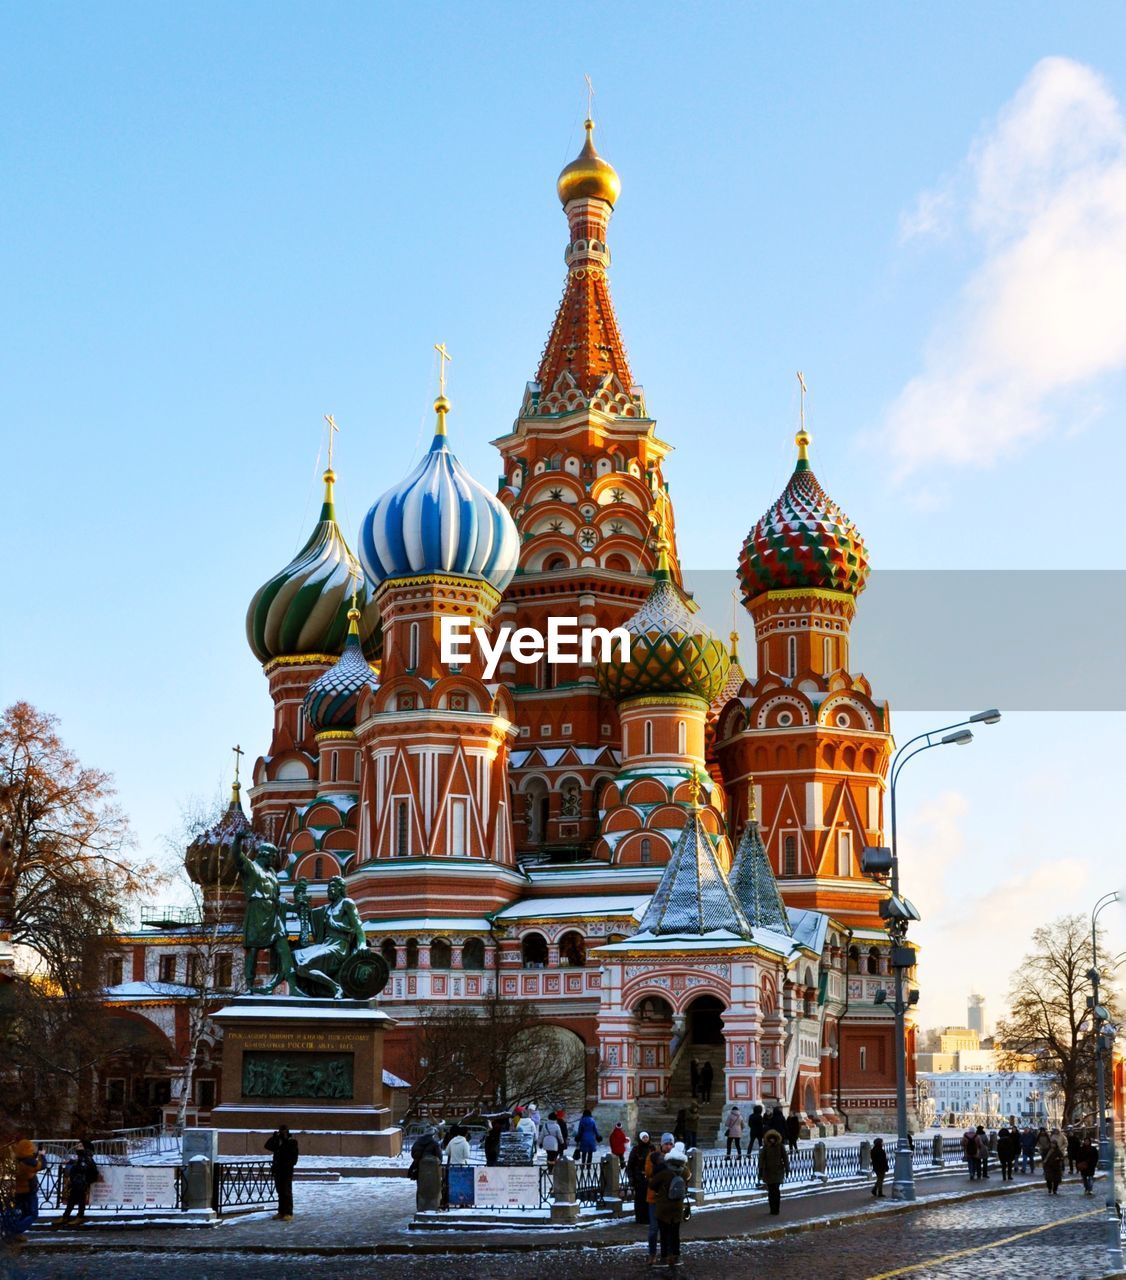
5;1180;1121;1280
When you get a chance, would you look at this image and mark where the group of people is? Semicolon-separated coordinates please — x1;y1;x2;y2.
722;1104;801;1160
687;1058;715;1102
2;1137;101;1244
961;1124;1100;1196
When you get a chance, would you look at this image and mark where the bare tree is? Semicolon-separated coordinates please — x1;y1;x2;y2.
996;913;1122;1124
406;993;589;1117
0;702;159;1132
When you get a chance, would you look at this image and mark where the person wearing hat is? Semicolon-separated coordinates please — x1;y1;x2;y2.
648;1140;689;1265
626;1131;653;1225
644;1133;675;1261
760;1128;789;1215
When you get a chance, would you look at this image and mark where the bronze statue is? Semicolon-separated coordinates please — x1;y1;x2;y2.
291;875;368;998
234;832;293;992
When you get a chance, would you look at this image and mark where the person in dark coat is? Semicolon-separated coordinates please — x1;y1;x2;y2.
871;1137;889;1197
784;1112;801;1154
56;1145;98;1225
1019;1125;1037;1174
575;1109;601;1166
689;1058;700;1099
699;1061;713;1103
996;1127;1017;1181
748;1104;766;1153
975;1126;990;1179
962;1128;979;1179
483;1117;505;1166
673;1108;687;1144
759;1129;789;1215
768;1106;786;1137
1075;1136;1098;1195
1066;1129;1081;1174
265;1126;299;1220
647;1142;689;1266
1042;1142;1063;1195
626;1132;653;1225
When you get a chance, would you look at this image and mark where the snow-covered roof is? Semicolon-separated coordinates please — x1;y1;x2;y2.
494;895;647;922
593;933;790;959
383;1069;411;1090
362;917;494;933
104;981;197;999
788;907;829;954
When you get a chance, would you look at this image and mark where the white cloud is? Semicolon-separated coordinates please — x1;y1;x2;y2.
886;57;1126;476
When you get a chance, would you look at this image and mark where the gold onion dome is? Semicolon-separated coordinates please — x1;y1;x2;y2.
557;119;621;207
596;552;730;704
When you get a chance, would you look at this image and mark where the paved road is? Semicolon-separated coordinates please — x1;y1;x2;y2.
5;1181;1119;1280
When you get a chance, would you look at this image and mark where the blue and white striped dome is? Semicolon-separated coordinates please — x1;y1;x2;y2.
358;398;519;593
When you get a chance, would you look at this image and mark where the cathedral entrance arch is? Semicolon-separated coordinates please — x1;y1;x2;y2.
687;994;724;1044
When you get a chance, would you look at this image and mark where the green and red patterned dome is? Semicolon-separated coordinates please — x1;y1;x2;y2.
247;469;381;665
303;606;376;732
738;431;869;602
597;550;730;704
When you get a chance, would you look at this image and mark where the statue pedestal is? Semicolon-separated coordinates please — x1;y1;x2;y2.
211;996;402;1158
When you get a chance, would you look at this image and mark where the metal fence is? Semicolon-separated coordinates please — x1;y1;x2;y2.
212;1161;277;1215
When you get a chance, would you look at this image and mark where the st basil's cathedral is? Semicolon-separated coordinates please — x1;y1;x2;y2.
105;117;913;1137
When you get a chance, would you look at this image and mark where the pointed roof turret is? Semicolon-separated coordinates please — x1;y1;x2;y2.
635;797;753;941
729;785;793;936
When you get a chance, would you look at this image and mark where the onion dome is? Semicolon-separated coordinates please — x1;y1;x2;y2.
358;395;519;593
184;782;282;888
729;787;792;936
247;469;381;665
557;118;621;207
597;544;730;704
738;430;869;602
303;604;375;731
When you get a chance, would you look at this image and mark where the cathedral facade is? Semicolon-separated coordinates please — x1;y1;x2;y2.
106;118;913;1138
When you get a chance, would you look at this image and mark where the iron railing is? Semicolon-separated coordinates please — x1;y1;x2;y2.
212;1160;277;1215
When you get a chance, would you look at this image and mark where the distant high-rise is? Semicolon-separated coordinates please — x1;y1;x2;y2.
968;993;987;1036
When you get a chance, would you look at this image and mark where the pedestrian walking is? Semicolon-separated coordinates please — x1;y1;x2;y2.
609;1122;629;1168
871;1137;889;1197
265;1126;299;1221
1042;1142;1063;1195
1075;1135;1098;1196
685;1098;700;1149
56;1144;99;1225
575;1108;601;1166
975;1126;990;1180
785;1111;801;1155
962;1127;979;1180
768;1106;786;1136
996;1126;1017;1181
1066;1128;1081;1175
748;1104;765;1153
647;1141;689;1267
555;1109;569;1150
445;1125;472;1165
539;1114;563;1169
644;1133;675;1262
1019;1125;1037;1174
724;1106;744;1160
689;1057;700;1099
626;1131;653;1225
515;1108;538;1144
1;1138;46;1244
484;1116;505;1166
699;1061;713;1103
760;1128;789;1215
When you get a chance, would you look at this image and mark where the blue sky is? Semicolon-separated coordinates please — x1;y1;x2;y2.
3;2;1125;1024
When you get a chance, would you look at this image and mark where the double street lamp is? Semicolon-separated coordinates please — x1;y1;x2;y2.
862;709;1002;1203
1089;890;1122;1271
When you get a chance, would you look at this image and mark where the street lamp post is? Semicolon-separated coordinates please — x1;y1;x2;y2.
863;709;1001;1203
1089;890;1122;1271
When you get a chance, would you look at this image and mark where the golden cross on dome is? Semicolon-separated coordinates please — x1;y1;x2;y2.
747;776;757;823
434;342;452;397
688;769;702;809
232;743;244;786
797;371;808;433
324;413;339;469
585;73;595;121
730;586;741;654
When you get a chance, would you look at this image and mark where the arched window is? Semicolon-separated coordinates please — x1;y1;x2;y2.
783;835;797;877
640;837;651;865
462;937;485;970
395;800;410;856
867;947;880;975
788;635;798;677
430;938;452;969
823;636;833;671
847;945;860;974
406;937;419;968
408;622;420;670
314;856;324;881
643;720;653;756
521;932;548;968
559;931;587;967
545;554;567;571
677;720;686;755
381;938;397;970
